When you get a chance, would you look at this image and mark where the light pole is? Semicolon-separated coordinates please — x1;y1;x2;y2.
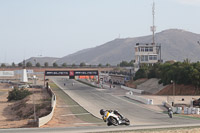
33;59;37;122
171;80;175;106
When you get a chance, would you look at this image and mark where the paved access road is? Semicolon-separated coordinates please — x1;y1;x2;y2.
52;77;200;126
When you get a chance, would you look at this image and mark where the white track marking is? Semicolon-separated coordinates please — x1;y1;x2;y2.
61;113;90;116
57;105;79;108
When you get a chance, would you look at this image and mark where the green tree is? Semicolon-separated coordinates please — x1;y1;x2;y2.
1;63;6;67
128;60;134;67
18;63;23;67
98;63;102;67
53;62;58;67
36;62;41;67
80;62;86;67
119;61;129;67
72;63;76;67
190;68;200;94
26;62;32;67
106;63;110;67
44;62;49;67
134;68;148;80
12;62;16;67
183;58;191;65
62;63;67;67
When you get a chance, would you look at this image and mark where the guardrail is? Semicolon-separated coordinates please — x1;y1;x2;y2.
38;86;56;127
162;101;178;113
126;92;153;105
77;79;101;88
121;85;144;94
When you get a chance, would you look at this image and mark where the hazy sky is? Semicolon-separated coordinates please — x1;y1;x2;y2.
0;0;200;64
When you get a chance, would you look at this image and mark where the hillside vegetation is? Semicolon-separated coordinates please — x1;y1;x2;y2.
135;60;200;94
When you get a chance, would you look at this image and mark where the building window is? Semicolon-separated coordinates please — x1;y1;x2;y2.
145;55;148;61
141;55;144;61
141;55;149;61
149;55;157;60
141;47;144;52
145;47;149;52
149;47;153;52
153;55;157;60
149;55;153;60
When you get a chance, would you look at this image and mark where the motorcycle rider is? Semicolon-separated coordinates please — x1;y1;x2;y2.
168;108;173;118
100;109;123;121
100;109;130;126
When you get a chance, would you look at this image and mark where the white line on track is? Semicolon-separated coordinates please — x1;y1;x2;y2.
61;113;90;116
73;122;104;125
57;105;79;108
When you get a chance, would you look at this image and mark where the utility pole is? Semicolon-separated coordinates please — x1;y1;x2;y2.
33;59;37;122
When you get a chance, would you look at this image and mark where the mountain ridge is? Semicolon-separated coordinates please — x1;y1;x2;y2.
24;29;200;66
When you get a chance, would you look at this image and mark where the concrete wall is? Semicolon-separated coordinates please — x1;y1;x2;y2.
38;87;56;127
125;92;153;105
121;85;144;94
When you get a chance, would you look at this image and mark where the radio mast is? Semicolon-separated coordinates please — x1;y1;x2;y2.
151;1;156;45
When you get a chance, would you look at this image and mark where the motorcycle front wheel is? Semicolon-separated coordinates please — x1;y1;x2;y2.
108;117;118;126
124;118;130;126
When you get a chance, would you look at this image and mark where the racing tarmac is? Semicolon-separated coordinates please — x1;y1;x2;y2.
51;77;200;126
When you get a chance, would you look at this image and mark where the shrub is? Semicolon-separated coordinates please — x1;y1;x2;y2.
7;87;32;101
134;68;148;80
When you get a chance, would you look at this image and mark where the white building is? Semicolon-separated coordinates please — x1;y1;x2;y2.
134;43;161;72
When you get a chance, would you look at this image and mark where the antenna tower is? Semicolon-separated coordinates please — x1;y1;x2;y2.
151;1;156;45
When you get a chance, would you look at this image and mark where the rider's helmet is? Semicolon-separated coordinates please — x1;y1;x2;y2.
100;109;105;115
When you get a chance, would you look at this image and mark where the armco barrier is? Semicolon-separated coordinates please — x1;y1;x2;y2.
126;92;153;105
38;87;56;127
77;79;101;88
121;85;144;94
163;101;177;113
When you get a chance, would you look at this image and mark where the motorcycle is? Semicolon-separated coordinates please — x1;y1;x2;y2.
101;110;130;126
168;108;173;118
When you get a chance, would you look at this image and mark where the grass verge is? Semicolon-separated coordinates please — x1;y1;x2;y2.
49;82;102;123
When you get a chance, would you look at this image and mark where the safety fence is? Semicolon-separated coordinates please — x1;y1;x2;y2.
38;86;56;127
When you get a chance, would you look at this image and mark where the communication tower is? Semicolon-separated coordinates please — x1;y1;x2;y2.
151;1;156;45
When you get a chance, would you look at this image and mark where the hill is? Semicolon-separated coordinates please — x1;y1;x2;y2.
55;29;200;65
23;57;60;66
